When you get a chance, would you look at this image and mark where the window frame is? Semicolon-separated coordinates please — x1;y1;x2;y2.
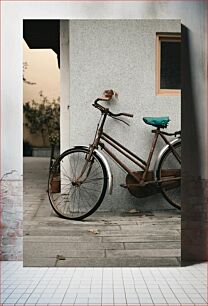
156;33;181;96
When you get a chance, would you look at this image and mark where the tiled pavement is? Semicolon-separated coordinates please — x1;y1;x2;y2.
0;261;207;305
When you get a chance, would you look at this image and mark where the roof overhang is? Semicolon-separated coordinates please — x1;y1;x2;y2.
23;20;60;67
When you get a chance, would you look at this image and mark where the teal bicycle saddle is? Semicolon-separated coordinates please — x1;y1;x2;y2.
143;117;170;128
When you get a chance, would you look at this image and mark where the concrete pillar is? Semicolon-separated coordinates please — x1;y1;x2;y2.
181;16;208;263
60;20;70;153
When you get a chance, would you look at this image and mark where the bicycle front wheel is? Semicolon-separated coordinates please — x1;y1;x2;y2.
48;147;108;220
157;142;181;209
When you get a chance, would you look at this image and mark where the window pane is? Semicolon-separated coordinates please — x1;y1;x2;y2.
160;41;181;89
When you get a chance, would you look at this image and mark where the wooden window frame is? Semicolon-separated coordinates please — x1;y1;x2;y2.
156;33;181;96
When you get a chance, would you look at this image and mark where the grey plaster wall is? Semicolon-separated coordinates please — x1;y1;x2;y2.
69;19;181;211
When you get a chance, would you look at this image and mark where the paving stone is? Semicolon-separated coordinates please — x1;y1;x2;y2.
124;241;180;249
106;249;180;257
24;241;124;250
24;235;103;242
121;223;181;231
24;247;105;258
103;234;180;243
29;258;161;267
36;257;180;267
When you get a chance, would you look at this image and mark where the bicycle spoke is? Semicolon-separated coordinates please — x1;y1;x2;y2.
82;177;105;184
75;152;80;175
81;185;102;193
81;186;98;204
61;164;73;181
87;163;102;177
68;155;76;179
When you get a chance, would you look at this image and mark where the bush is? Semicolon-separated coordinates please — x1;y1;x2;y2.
23;92;60;147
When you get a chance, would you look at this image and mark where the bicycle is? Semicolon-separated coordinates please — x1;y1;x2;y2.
48;90;181;220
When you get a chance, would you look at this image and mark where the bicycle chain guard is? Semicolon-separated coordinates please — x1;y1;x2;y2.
126;171;159;198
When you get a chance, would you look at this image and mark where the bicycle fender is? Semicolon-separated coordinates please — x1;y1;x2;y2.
153;138;181;180
72;145;113;195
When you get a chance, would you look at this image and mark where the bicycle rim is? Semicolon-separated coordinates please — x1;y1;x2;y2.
48;148;108;220
157;142;181;209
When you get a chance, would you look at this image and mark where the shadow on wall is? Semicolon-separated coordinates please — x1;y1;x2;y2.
181;25;207;263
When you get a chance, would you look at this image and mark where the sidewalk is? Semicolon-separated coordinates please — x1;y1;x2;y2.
23;157;181;267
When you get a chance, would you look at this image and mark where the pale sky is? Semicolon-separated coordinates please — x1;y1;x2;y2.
23;40;60;103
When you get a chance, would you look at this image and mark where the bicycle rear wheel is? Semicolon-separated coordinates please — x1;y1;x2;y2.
157;142;181;209
48;147;108;220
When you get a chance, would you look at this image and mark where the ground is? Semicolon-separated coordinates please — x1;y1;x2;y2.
23;157;181;267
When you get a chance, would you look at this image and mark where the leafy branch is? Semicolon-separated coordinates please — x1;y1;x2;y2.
23;62;36;85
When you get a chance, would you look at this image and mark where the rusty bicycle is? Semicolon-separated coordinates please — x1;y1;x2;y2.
48;90;181;220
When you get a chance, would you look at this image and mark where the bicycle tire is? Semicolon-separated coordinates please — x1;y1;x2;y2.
157;141;181;209
48;147;108;220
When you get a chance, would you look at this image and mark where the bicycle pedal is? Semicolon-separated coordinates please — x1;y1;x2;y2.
120;183;127;189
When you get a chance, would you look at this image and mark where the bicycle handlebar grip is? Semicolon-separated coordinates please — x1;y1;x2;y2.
92;102;107;113
121;112;134;118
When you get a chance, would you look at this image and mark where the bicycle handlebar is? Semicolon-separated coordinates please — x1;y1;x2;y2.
110;111;134;118
93;97;134;118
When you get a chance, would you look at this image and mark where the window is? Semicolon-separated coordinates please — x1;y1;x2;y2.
156;33;181;96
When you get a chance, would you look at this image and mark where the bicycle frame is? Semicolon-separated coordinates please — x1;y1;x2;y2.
89;111;181;186
48;92;181;221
